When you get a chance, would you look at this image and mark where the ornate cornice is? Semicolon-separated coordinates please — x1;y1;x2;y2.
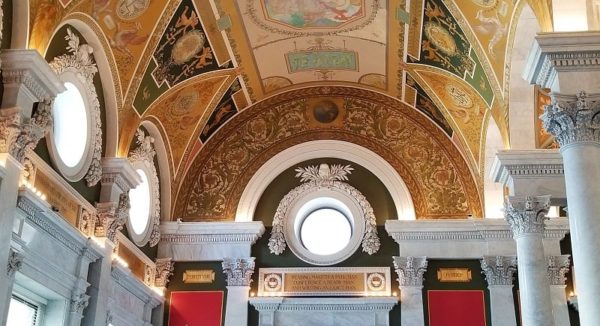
6;249;24;277
222;257;255;287
505;196;550;238
541;91;600;146
392;256;427;287
547;255;570;286
154;258;174;288
481;256;517;286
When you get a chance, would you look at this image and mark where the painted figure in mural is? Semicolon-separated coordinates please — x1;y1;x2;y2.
264;0;364;28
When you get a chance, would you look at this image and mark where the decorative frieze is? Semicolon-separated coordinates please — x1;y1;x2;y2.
154;258;175;287
6;249;24;277
222;257;255;287
542;91;600;146
480;256;517;286
546;255;570;286
392;256;427;287
95;192;130;243
505;196;550;238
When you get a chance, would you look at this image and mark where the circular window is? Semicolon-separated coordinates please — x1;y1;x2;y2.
300;208;352;255
129;169;151;236
52;82;88;167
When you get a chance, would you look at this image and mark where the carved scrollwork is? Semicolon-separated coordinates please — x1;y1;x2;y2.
49;28;102;186
393;256;428;287
70;292;90;315
481;256;517;286
7;249;24;277
3;100;53;163
541;91;600;146
547;255;570;286
222;257;255;287
128;128;161;247
504;196;550;238
154;258;175;287
269;163;380;256
95;192;130;243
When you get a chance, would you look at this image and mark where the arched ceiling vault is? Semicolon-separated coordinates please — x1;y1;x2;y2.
29;0;549;219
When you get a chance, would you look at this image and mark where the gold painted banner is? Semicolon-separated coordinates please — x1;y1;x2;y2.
258;267;390;297
437;268;472;283
183;270;216;284
33;171;79;226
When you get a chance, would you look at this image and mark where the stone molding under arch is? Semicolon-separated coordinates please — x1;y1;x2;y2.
174;86;483;221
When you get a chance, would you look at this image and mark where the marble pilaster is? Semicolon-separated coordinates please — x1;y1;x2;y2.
222;257;255;326
393;256;427;326
481;256;518;326
505;196;554;326
547;255;571;326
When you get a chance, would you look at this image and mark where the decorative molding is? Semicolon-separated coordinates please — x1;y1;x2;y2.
542;91;600;146
269;163;380;256
392;256;427;287
504;196;550;238
249;297;398;313
222;257;255;287
154;258;175;287
546;255;570;286
110;263;162;303
481;256;517;286
49;28;102;186
95;192;130;243
7;249;24;277
128;128;160;247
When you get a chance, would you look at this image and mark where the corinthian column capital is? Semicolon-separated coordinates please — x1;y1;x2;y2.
542;91;600;146
393;256;428;287
222;257;255;287
505;196;550;238
547;255;570;286
481;256;517;286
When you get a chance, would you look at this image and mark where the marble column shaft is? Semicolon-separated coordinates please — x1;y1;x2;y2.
393;256;427;326
481;256;518;326
222;257;255;326
505;196;554;326
547;255;571;326
542;91;600;326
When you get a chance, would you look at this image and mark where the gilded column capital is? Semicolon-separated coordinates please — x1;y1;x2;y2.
481;256;517;286
222;257;255;287
393;256;428;287
541;91;600;146
505;196;550;238
547;255;570;286
154;258;175;288
94;192;130;243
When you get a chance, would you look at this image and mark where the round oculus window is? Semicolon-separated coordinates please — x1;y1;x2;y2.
52;82;88;168
129;169;151;235
300;208;352;256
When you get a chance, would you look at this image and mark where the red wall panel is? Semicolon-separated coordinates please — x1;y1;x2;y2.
168;291;224;326
428;290;486;326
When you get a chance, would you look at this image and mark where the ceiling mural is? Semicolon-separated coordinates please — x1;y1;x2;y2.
175;87;483;222
405;74;453;137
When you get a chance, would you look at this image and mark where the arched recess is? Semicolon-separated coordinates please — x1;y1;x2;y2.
483;116;505;218
508;4;539;150
140;120;172;221
175;86;483;221
49;18;120;158
236;140;416;222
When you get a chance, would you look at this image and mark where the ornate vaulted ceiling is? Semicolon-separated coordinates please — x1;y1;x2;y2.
29;0;551;220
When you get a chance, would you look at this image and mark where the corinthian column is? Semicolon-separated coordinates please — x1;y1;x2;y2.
393;256;427;326
542;92;600;326
481;256;518;326
546;255;571;326
222;257;255;326
505;196;554;326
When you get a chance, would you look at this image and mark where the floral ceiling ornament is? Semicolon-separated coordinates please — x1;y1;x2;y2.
49;28;103;186
129;128;161;247
269;163;380;256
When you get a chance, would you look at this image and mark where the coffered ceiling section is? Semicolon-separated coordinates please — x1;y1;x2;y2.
233;0;388;94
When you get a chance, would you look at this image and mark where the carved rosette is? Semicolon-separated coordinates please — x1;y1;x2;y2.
128;128;161;247
154;258;175;287
222;257;255;287
6;249;24;277
70;292;90;315
393;256;428;287
95;192;130;243
541;91;600;146
504;196;550;238
481;256;517;286
547;255;570;286
49;28;103;186
269;164;380;255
